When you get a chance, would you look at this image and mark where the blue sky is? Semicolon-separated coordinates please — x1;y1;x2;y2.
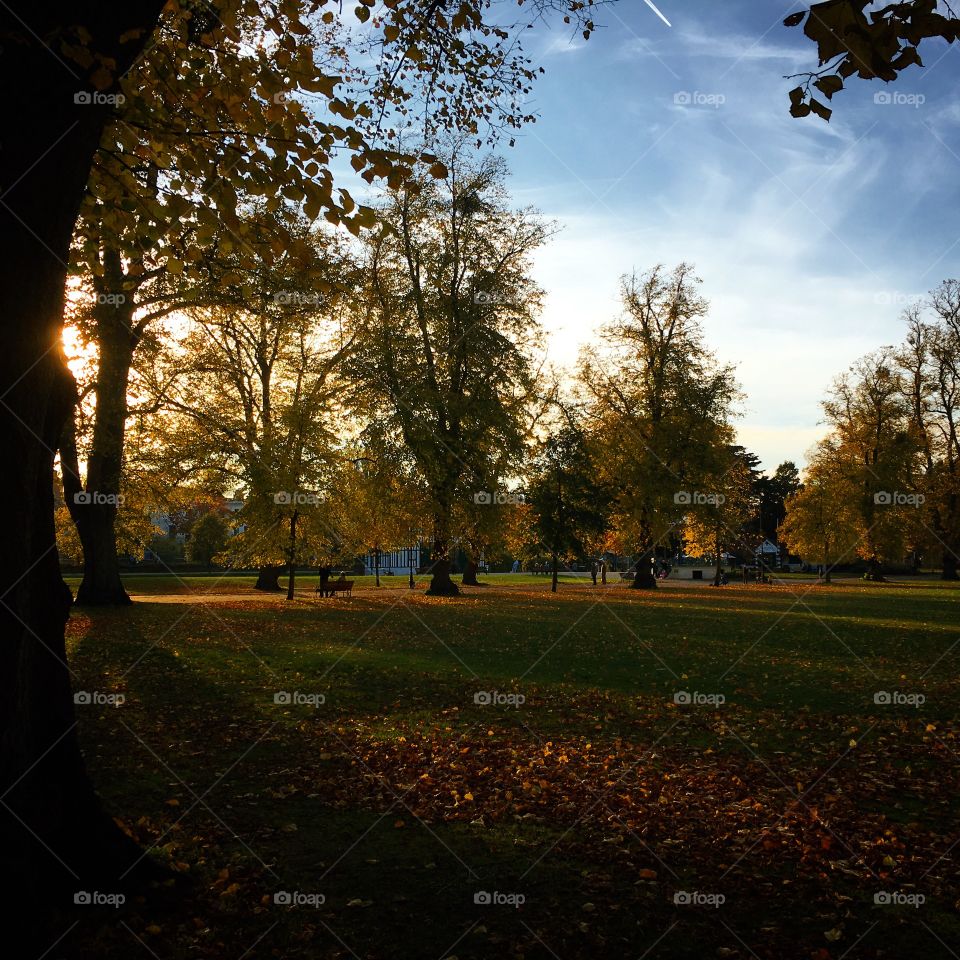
496;0;960;470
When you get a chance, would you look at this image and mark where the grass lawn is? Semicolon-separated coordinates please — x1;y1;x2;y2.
60;577;960;959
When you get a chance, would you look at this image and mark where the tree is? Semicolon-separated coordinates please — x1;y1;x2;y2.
187;510;230;571
349;152;549;595
580;264;740;588
781;445;860;583
757;461;802;543
821;351;921;579
785;1;960;121
680;444;761;585
898;284;960;579
142;212;353;596
335;435;429;587
524;417;608;593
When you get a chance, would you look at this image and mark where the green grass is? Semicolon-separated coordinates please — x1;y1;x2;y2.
61;578;960;959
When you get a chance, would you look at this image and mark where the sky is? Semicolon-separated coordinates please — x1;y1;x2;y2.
491;0;960;470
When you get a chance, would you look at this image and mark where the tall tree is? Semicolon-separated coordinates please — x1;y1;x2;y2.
822;350;920;580
898;283;960;579
349;153;548;595
781;444;860;583
580;264;740;588
525;418;608;593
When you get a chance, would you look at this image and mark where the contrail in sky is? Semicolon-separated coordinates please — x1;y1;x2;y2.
643;0;672;27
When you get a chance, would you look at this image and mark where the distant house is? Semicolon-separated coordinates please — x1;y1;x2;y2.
754;539;780;563
362;543;429;575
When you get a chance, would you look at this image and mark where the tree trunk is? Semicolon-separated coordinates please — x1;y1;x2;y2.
862;556;885;581
66;253;136;606
374;545;380;587
713;530;723;586
551;551;558;593
255;565;283;591
631;551;658;589
285;511;298;600
462;556;482;586
942;549;959;581
0;0;166;925
426;503;459;596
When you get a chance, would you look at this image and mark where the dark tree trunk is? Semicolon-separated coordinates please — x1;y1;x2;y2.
942;550;959;581
0;0;166;927
862;556;885;581
551;551;558;593
426;504;459;596
374;545;380;587
255;565;283;591
69;252;137;605
285;511;299;600
462;557;481;586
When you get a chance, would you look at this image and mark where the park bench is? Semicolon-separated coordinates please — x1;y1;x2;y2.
316;578;354;598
